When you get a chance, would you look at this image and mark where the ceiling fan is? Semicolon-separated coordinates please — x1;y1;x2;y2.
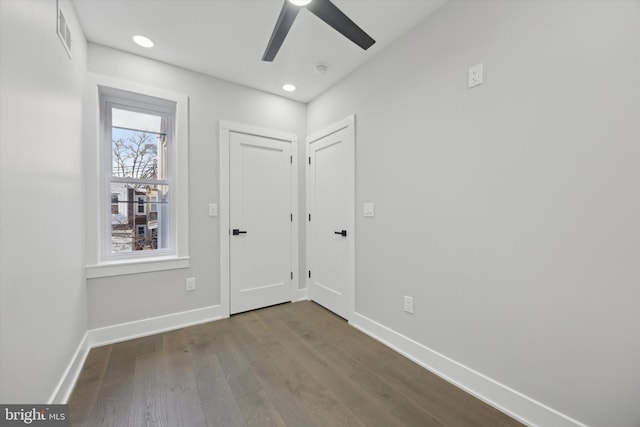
262;0;376;62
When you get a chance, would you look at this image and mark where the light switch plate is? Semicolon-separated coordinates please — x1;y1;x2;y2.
468;63;483;88
208;203;218;217
404;295;414;314
364;203;375;217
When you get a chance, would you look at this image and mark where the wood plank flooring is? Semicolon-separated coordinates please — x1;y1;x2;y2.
68;301;524;427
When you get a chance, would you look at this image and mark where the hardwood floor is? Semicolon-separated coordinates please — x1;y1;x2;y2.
68;301;524;427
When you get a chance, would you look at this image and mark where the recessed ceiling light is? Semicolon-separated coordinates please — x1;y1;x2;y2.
133;35;154;48
282;84;296;92
288;0;312;6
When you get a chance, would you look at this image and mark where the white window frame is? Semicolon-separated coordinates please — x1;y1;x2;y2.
101;88;173;261
85;75;189;278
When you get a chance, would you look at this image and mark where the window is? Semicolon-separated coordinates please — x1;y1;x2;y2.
86;76;189;278
111;193;119;215
84;80;190;279
101;90;172;259
137;195;146;215
135;225;147;250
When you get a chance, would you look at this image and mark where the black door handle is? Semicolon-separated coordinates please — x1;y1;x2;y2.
334;230;347;237
232;229;247;235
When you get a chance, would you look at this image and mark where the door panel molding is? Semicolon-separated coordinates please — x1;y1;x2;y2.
306;115;355;321
220;120;299;318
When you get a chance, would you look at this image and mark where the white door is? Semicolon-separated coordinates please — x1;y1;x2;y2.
229;130;293;314
307;116;355;319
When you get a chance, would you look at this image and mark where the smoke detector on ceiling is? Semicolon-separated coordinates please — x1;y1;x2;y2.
315;64;328;75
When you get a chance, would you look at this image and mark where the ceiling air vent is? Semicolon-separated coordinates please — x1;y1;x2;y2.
57;1;72;58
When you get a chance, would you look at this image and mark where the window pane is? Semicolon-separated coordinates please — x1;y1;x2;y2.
112;108;162;133
111;193;119;215
111;128;166;179
110;183;169;253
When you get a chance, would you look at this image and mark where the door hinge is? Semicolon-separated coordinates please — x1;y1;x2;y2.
290;213;293;222
308;270;311;278
308;213;311;221
291;272;293;280
290;155;293;164
308;156;311;165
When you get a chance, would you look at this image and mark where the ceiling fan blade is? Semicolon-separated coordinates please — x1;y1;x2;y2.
307;0;375;51
262;1;301;62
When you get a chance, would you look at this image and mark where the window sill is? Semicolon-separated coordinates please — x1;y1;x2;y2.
86;256;190;279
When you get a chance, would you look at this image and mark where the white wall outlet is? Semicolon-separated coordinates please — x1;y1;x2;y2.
468;63;483;88
403;295;414;314
364;202;375;217
208;203;218;217
186;277;196;291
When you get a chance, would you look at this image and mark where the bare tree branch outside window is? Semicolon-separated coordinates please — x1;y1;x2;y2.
112;132;160;180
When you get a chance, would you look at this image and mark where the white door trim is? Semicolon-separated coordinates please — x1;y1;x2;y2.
220;120;299;318
306;115;356;321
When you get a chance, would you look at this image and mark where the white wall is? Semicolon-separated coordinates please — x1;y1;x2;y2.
307;1;640;426
85;44;307;328
0;0;88;403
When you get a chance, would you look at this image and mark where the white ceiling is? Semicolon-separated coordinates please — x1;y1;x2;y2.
72;0;445;103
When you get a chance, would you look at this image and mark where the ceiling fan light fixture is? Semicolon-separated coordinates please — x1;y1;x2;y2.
132;35;154;48
263;0;375;62
288;0;312;6
282;84;297;92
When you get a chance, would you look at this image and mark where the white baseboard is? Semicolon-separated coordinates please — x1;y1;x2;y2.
88;304;225;347
350;312;587;427
294;287;309;302
51;304;224;403
48;331;91;404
